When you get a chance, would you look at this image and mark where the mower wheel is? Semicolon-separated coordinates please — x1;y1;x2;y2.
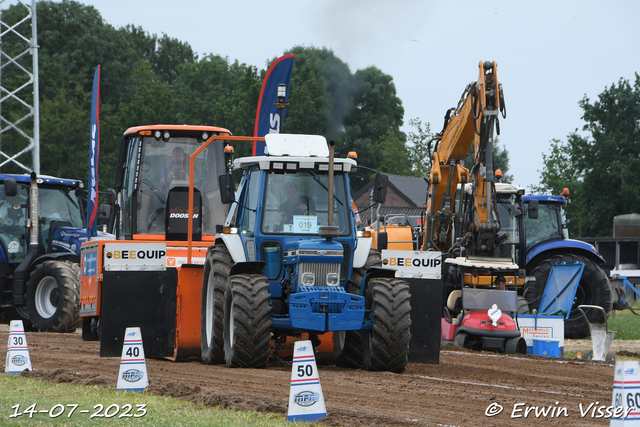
505;337;527;354
454;332;470;349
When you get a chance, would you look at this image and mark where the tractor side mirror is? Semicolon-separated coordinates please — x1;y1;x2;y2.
106;188;116;205
218;174;235;204
99;203;112;220
528;199;538;219
372;174;388;204
4;178;17;197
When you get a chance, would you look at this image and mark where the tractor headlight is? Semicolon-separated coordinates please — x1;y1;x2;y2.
301;272;315;286
326;273;339;286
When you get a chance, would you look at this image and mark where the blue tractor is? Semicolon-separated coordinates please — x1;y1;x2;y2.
521;192;611;338
0;173;109;331
494;185;612;338
200;134;412;372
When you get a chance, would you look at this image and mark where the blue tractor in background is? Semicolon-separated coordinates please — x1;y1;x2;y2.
498;186;612;338
200;134;413;372
0;173;109;332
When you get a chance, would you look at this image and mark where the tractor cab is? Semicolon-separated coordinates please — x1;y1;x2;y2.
523;195;567;250
220;134;359;326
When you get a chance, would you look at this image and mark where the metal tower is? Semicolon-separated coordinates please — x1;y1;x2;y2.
0;0;40;174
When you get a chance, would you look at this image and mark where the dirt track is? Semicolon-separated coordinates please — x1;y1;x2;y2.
3;326;634;427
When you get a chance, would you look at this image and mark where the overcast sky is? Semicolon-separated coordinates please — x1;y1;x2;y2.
31;1;640;190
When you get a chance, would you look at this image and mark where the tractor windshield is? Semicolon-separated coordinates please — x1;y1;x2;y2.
261;170;351;236
38;187;85;253
525;203;562;250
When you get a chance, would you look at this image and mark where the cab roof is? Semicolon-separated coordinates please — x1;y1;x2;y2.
523;194;566;203
123;124;231;137
234;134;357;171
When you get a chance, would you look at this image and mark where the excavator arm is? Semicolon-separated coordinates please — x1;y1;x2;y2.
422;61;506;256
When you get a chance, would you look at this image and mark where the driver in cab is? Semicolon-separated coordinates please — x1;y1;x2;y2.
160;146;194;191
278;182;316;224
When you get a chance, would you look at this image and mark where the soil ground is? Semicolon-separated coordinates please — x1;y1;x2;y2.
3;325;637;427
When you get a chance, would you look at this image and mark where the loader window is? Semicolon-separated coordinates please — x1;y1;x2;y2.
496;201;520;262
135;136;227;235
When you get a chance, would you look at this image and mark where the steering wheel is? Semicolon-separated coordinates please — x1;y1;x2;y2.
142;179;167;204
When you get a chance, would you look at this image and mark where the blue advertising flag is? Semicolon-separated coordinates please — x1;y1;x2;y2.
86;65;100;237
253;54;295;156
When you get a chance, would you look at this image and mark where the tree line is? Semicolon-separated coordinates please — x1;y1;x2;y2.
15;1;640;240
0;0;512;191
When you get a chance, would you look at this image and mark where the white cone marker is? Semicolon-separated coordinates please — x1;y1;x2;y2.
116;327;148;392
611;361;640;426
5;320;32;374
287;340;326;422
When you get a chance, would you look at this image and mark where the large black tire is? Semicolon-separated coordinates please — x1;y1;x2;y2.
223;274;272;368
26;260;80;332
333;249;381;369
201;244;231;365
524;254;612;339
362;277;412;373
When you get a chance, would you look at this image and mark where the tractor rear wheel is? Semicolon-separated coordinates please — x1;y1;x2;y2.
524;254;612;338
362;277;412;373
26;260;80;332
333;250;381;369
201;244;231;364
223;274;272;368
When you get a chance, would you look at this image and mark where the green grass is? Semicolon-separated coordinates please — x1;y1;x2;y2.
0;374;302;426
609;307;640;340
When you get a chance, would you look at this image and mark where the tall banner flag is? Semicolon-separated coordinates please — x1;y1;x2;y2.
253;54;295;156
87;65;100;237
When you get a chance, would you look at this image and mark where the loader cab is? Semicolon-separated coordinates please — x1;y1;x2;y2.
493;183;526;267
111;125;231;240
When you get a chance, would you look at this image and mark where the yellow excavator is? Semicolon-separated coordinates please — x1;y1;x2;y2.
370;61;528;354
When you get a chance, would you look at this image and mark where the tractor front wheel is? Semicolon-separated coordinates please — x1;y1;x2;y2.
333;249;381;369
362;277;412;373
201;244;231;364
26;261;80;332
223;274;272;368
